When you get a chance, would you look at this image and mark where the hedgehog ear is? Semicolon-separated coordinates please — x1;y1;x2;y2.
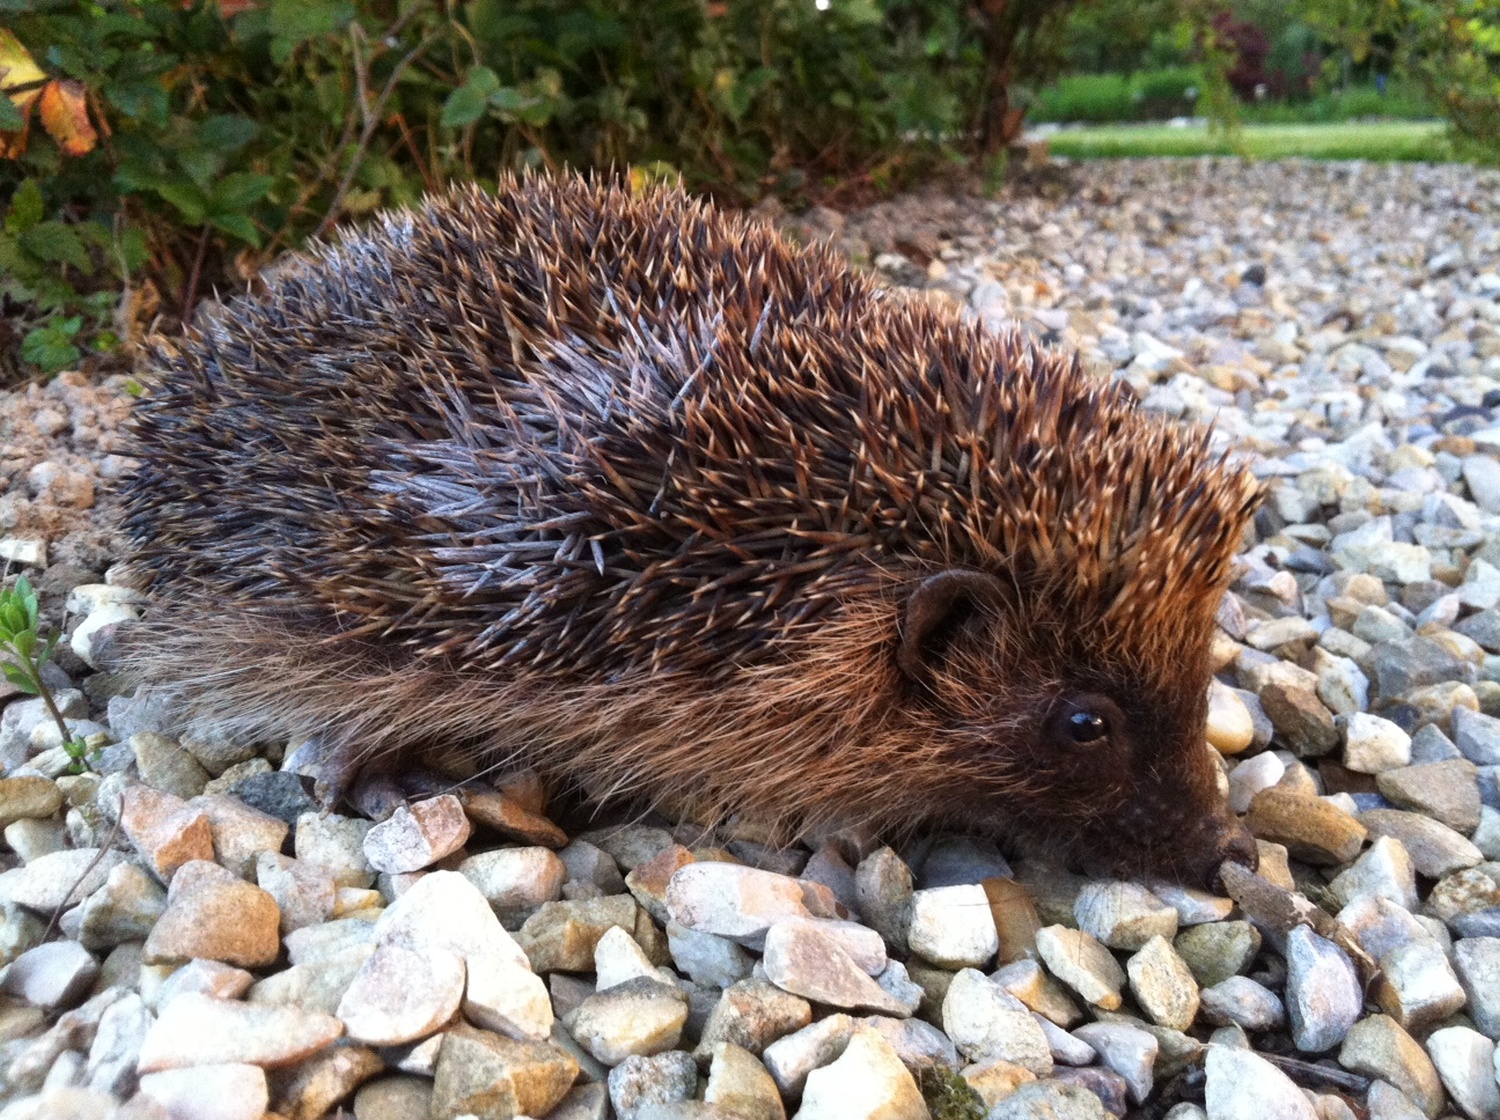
898;569;1006;682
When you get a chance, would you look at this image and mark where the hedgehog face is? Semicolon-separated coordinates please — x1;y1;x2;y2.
898;568;1256;889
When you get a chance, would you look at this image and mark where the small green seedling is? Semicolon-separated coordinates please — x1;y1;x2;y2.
0;575;91;773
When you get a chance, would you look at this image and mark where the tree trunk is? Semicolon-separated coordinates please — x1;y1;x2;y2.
973;0;1028;154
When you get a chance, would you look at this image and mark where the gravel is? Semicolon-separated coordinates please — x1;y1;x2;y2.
1;156;1500;1117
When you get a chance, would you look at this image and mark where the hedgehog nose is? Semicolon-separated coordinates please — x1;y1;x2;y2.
1203;816;1258;892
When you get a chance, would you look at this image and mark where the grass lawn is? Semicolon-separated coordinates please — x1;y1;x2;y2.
1043;121;1452;162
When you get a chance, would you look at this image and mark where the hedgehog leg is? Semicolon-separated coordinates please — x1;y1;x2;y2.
346;772;410;822
308;733;459;820
306;732;381;815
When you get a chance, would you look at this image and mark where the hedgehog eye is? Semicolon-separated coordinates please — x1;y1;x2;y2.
1049;694;1121;750
1067;710;1110;743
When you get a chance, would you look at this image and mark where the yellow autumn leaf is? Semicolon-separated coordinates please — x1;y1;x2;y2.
0;29;45;92
39;79;97;156
0;29;47;159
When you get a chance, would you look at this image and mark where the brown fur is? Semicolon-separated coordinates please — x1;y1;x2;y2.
121;173;1262;885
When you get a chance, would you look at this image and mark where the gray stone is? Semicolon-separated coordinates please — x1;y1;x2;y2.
294;812;374;889
362;795;472;875
1284;926;1362;1053
1075;881;1178;950
917;835;1011;888
1424;1026;1500;1120
1036;925;1125;1010
1367;1080;1430;1120
665;920;753;989
608;1050;697;1120
0;847;125;911
1174;921;1261;989
1457;612;1500;655
129;732;210;798
1126;935;1199;1031
1377;760;1483;834
987;1080;1111;1120
1204;1045;1317;1120
1359;809;1483;877
665;862;811;948
1339;1014;1444;1118
1342;714;1412;773
859;1013;960;1073
1410;724;1463;763
1453;936;1500;1038
907;883;1000;969
1200;976;1285;1031
77;861;167;951
1072;1022;1158;1105
795;1027;926;1120
228;770;319;825
941;968;1052;1075
694;979;813;1060
1369;638;1474;701
1259;680;1339;756
84;991;152;1096
0;941;98;1008
1455;706;1500;765
256;852;337;934
762;1014;855;1097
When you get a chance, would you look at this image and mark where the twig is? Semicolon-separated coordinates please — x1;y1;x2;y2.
179;223;212;326
1256;1052;1370;1094
43;798;125;944
388;112;437;193
311;28;443;242
264;10;428;256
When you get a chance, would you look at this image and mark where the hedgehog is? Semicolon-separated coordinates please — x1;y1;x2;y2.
119;173;1263;888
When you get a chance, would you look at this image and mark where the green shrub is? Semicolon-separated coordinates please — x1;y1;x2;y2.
1239;80;1438;122
1133;64;1203;115
2;0;1091;379
1031;67;1203;121
1298;0;1500;164
1031;73;1133;121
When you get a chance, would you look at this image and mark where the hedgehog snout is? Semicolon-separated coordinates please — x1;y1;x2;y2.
1171;806;1259;891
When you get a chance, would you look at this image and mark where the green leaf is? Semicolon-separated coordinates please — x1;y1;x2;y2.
153;182;208;225
176;146;226;191
210;212;261;247
19;221;92;272
269;0;355;62
104;80;169;126
210;172;274;214
21;323;82;373
0;661;38;694
5;180;44;235
196;115;259;153
10;629;34;660
0;92;23;130
442;66;501;128
115;225;148;273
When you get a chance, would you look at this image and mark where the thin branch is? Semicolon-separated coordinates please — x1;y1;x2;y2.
312;29;444;242
44;799;124;944
264;10;428;257
179;223;212;327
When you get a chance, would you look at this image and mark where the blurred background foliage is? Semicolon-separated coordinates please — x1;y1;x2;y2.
0;0;1495;382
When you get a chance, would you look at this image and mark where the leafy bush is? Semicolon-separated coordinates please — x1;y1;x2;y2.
0;0;1093;381
1238;79;1437;121
1298;0;1500;163
1031;67;1203;121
